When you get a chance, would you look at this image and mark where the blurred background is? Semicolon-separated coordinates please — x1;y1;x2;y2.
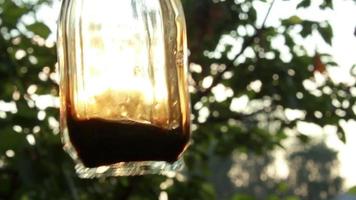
1;0;356;199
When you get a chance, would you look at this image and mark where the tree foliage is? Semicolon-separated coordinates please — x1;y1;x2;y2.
0;0;355;199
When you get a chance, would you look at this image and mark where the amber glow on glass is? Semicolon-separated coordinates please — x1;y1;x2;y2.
58;0;190;177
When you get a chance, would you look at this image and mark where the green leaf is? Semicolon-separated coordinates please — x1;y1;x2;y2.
201;182;215;198
351;64;356;77
0;127;27;153
320;0;333;9
297;0;311;8
1;1;28;27
20;194;30;200
26;22;51;39
277;182;289;193
297;133;311;143
282;15;302;26
13;100;38;126
300;21;316;38
318;23;333;45
267;195;279;200
286;196;300;200
337;125;347;143
231;194;255;200
326;61;338;67
348;186;356;195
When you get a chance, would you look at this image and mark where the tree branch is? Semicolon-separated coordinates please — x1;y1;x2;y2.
262;0;276;28
196;0;276;98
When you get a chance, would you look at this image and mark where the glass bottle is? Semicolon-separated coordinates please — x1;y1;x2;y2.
57;0;190;178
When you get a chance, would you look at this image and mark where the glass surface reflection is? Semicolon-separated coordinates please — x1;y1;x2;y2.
57;0;190;178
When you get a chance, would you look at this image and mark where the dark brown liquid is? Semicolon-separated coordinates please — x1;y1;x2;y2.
66;116;189;168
